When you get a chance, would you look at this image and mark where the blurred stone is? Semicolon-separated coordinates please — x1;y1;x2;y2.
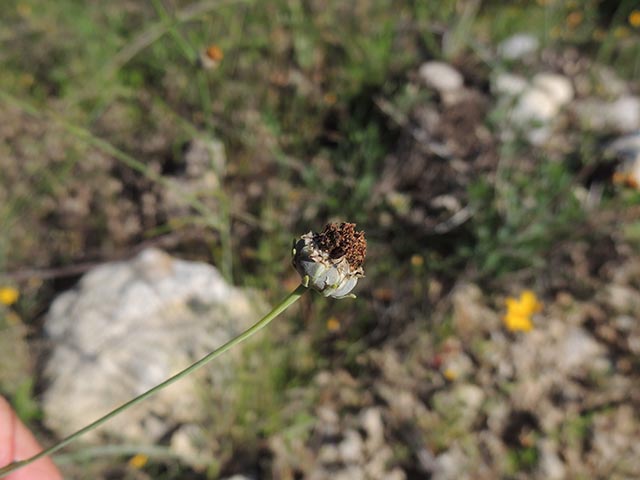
43;249;264;453
184;137;226;178
339;429;365;464
360;408;384;452
608;133;640;163
607;133;640;188
170;424;211;468
575;96;640;133
419;61;464;93
560;327;606;371
441;351;474;380
589;406;640;476
538;439;565;480
452;283;500;338
533;73;574;107
433;446;466;480
498;33;539;60
492;73;528;97
496;72;573;144
512;74;573;124
593;65;629;98
605;284;640;313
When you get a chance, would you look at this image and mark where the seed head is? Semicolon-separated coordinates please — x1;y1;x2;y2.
292;222;366;299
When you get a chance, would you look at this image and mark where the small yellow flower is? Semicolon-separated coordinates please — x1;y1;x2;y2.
410;254;424;268
629;10;640;28
443;368;457;381
326;316;341;332
503;290;543;332
128;453;149;469
0;287;19;306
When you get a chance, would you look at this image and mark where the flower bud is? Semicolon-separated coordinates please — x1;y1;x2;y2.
292;223;366;299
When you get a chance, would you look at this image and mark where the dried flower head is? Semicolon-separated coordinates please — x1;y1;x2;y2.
292;222;366;299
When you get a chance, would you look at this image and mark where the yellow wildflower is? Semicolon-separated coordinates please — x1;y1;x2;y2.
410;254;424;268
128;454;149;469
0;287;19;306
629;10;640;28
503;290;543;332
443;368;457;381
326;316;341;332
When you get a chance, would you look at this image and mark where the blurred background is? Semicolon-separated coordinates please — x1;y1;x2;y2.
1;0;640;478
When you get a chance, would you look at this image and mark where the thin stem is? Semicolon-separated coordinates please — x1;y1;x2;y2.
150;0;198;64
0;284;307;478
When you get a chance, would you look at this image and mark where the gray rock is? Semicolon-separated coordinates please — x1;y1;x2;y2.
43;249;264;449
538;439;566;480
560;327;606;371
533;73;574;106
504;73;573;144
498;33;539;60
360;408;384;452
492;73;528;97
607;133;640;163
576;96;640;133
419;61;464;93
339;429;365;464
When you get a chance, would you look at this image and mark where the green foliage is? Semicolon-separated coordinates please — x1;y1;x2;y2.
463;159;585;278
506;445;539;473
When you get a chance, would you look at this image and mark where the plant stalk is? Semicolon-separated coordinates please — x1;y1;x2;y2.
0;284;307;478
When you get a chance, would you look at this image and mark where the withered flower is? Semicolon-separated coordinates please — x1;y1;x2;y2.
292;222;366;299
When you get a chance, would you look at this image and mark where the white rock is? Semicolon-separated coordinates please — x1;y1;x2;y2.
560;327;605;371
339;430;365;464
538;439;566;480
533;73;574;106
43;249;264;453
360;408;385;451
433;446;466;480
513;87;560;123
576;96;640;133
492;73;528;97
498;33;539;60
606;96;640;132
419;61;464;93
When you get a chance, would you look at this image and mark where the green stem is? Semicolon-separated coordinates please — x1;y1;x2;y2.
0;284;307;478
150;0;198;64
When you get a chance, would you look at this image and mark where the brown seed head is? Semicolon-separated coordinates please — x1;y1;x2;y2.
314;222;366;270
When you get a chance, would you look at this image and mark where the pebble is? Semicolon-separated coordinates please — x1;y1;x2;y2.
492;72;528;97
576;95;640;133
419;61;464;93
498;33;539;60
